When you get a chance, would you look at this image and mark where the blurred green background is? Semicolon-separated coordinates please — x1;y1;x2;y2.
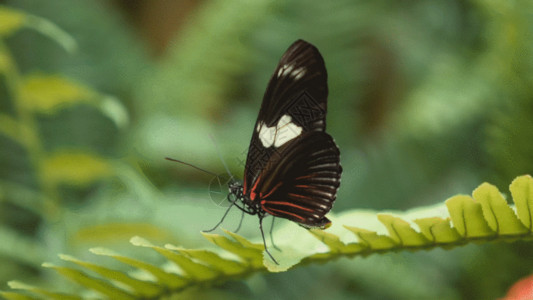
1;0;533;299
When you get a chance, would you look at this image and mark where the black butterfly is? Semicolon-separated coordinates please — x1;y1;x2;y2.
207;40;342;264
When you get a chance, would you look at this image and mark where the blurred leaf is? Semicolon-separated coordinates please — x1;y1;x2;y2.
5;0;148;96
0;290;36;300
7;281;80;300
0;47;12;74
23;13;77;54
0;227;45;267
90;247;188;290
0;5;76;52
42;263;135;300
19;74;93;113
6;175;533;298
133;236;220;281
98;96;129;130
0;180;45;214
59;254;162;298
72;223;174;246
0;114;37;150
40;150;113;186
0;6;26;37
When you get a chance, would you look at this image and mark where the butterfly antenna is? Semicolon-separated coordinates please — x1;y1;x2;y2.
165;157;219;177
208;134;234;179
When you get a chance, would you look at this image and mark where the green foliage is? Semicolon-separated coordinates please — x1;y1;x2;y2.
2;0;533;299
0;6;75;52
0;4;128;289
2;176;533;298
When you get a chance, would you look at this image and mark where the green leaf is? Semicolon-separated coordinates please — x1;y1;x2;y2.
0;227;46;267
0;47;12;74
0;114;37;150
445;195;495;238
308;229;348;253
165;245;247;276
18;75;93;113
130;237;219;280
59;254;162;298
7;281;80;300
5;175;533;298
0;6;76;52
23;14;77;53
413;217;461;243
510;175;533;231
40;150;113;186
91;246;188;289
202;231;263;268
72;223;173;245
472;182;528;235
0;291;37;300
377;214;429;246
0;7;26;37
343;226;397;250
43;263;135;300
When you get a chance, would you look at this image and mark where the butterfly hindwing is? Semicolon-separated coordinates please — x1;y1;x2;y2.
253;131;341;228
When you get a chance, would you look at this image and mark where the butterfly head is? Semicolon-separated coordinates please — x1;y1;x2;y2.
228;178;244;201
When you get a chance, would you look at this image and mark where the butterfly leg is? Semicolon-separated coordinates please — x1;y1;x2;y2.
269;217;281;251
234;209;245;233
203;195;236;232
259;216;279;265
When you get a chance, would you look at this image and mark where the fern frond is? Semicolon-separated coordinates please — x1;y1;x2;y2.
4;175;533;299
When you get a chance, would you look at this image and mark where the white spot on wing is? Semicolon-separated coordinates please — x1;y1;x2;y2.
258;114;302;148
292;67;306;80
284;64;294;74
277;63;298;78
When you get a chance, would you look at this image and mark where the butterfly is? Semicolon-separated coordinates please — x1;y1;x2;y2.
207;40;342;264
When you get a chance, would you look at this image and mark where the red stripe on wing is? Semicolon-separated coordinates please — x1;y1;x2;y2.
249;174;262;201
261;200;314;212
287;193;314;200
294;184;312;188
262;206;280;217
243;172;248;195
294;174;316;181
260;182;283;199
263;207;306;221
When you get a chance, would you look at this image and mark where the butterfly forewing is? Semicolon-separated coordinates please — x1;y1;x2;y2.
256;39;328;130
244;40;331;195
